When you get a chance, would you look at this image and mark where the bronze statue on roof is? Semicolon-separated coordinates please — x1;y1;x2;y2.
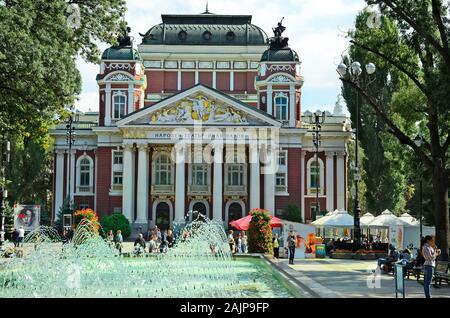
269;18;289;50
117;26;132;47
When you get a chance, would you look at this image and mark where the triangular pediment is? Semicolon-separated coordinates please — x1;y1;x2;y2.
117;85;281;127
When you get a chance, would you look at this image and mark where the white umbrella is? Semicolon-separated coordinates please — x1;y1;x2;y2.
321;209;354;228
360;212;375;228
312;209;337;226
369;209;410;228
399;212;419;226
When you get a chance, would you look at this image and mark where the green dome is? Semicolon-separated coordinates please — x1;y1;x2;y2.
102;46;141;61
141;14;268;46
261;48;299;62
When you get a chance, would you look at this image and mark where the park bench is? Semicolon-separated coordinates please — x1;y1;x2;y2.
433;261;450;286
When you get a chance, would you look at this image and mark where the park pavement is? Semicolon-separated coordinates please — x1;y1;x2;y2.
268;257;450;298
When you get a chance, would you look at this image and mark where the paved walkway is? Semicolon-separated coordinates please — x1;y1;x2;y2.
268;257;450;298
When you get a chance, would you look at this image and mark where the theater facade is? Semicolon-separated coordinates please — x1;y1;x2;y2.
50;12;352;231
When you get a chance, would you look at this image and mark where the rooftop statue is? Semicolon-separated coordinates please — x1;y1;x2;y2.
269;18;289;49
117;26;132;47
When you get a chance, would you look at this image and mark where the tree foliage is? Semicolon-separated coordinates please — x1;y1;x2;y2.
284;203;303;223
100;213;131;239
341;1;450;259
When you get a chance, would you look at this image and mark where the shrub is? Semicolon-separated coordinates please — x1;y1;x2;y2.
284;203;303;223
100;213;131;239
73;208;100;234
248;208;273;254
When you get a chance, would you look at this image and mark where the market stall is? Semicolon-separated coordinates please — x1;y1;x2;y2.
368;209;410;250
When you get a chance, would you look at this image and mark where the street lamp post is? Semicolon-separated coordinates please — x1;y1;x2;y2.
309;111;326;221
414;135;424;242
0;138;11;252
66;108;77;216
337;61;376;243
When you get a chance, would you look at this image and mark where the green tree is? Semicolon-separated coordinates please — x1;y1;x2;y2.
340;1;450;260
284;203;303;223
100;213;131;240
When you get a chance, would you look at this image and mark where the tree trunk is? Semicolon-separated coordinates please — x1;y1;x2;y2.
432;168;449;261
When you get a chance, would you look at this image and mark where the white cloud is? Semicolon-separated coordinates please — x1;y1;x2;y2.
75;0;365;112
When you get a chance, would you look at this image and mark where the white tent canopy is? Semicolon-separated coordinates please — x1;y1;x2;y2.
369;209;410;228
312;209;337;227
360;213;375;228
399;212;420;226
321;209;354;228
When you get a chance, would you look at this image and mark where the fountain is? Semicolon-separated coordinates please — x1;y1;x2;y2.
0;216;300;298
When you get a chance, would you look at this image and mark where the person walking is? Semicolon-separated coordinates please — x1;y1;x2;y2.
422;235;441;298
241;231;248;253
228;230;235;254
236;233;242;254
12;228;19;248
115;230;123;254
286;230;296;265
17;226;25;247
273;233;280;258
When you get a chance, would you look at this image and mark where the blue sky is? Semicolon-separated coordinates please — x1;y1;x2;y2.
75;0;367;114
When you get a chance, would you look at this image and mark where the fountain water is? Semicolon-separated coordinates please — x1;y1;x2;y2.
0;216;243;298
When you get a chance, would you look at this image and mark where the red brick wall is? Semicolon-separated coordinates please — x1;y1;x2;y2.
216;72;230;91
275;148;302;215
199;72;212;87
147;71;164;94
164;72;177;92
182;72;195;90
234;72;247;92
247;72;257;94
96;147;114;217
304;197;327;221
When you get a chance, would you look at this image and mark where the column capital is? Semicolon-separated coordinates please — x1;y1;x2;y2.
55;149;65;156
325;151;336;158
136;143;149;151
336;150;346;157
123;143;134;151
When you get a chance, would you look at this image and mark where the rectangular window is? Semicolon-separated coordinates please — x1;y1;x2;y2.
113;171;123;185
276;173;286;187
228;164;244;186
113;151;123;165
113;93;126;119
310;163;320;188
192;164;207;186
275;96;288;120
278;151;287;166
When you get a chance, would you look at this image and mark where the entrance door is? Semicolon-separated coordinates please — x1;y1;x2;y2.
155;202;170;230
192;202;208;221
228;202;243;223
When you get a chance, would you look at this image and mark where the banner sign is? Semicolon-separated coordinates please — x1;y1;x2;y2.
14;205;40;231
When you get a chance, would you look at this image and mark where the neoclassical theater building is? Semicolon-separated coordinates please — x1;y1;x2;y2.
51;12;352;231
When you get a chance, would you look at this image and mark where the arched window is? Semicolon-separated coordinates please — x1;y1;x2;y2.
112;91;126;119
307;157;324;195
155;154;172;185
76;156;93;193
274;94;288;120
79;159;91;186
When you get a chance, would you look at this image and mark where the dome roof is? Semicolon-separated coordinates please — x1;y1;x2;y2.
140;14;268;46
261;48;299;62
101;46;141;61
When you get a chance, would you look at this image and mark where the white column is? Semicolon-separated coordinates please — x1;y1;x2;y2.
105;83;111;126
195;70;199;85
175;146;186;222
326;151;335;212
177;70;182;90
289;85;296;127
54;150;65;221
128;84;134;115
263;146;275;213
212;71;217;89
249;144;260;210
267;84;273;116
213;144;223;222
136;144;149;224
300;150;306;222
336;151;345;210
122;144;135;223
230;71;234;91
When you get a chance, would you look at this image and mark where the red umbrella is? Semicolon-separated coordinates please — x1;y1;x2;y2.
229;214;283;231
